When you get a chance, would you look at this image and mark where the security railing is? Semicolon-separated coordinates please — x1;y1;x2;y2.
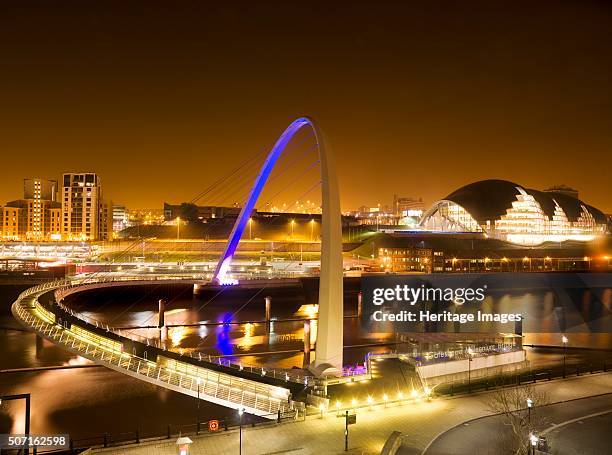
12;283;299;418
15;275;314;386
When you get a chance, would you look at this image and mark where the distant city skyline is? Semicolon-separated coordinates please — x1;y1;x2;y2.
1;2;611;212
0;171;606;214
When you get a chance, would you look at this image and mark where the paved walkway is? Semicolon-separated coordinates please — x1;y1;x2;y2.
94;373;612;455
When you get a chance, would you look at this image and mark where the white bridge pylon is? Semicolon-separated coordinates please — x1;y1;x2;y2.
203;117;344;373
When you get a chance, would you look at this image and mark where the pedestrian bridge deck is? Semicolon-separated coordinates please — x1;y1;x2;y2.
11;280;299;419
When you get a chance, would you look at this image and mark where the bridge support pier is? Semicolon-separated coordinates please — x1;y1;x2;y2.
265;296;271;328
158;299;166;328
159;326;168;350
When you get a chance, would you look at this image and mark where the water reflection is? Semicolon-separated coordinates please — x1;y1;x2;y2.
2;277;612;440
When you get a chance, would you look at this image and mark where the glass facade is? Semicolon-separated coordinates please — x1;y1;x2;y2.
421;185;607;246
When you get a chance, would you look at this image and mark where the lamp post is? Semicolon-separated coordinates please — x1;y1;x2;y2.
238;406;244;455
529;432;538;455
467;347;473;393
0;394;31;454
196;378;201;434
344;410;349;452
562;335;568;378
526;397;533;426
176;217;181;240
290;219;295;239
248;217;253;240
310;219;315;241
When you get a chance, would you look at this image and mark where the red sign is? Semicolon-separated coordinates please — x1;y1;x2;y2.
208;420;219;432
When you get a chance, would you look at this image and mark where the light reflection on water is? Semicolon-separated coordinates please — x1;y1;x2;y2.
2;278;612;440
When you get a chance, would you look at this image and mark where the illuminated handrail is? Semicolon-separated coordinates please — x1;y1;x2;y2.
12;294;292;417
15;276;314;386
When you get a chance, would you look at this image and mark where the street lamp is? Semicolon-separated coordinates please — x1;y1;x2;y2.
176;217;181;240
290;219;295;238
196;378;201;434
526;398;533;425
562;335;568;378
310;218;315;241
529;432;538;455
0;394;31;454
467;347;474;392
248;217;253;240
238;406;244;455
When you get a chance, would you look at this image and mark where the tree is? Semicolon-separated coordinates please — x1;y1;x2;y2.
178;203;199;222
486;382;549;454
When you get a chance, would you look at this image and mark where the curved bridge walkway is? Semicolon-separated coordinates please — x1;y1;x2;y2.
11;278;303;419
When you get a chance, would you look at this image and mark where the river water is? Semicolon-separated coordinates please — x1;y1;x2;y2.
1;274;611;441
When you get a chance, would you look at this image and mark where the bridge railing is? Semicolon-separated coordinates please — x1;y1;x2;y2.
12;296;293;418
16;276;314;386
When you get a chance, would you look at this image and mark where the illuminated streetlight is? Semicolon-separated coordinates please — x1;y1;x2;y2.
196;378;202;433
310;218;315;241
290;219;296;238
529;432;538;454
248;217;253;240
238;406;244;455
467;347;474;392
526;398;533;426
176;217;181;240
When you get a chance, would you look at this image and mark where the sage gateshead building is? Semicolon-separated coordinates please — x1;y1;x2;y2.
420;180;608;246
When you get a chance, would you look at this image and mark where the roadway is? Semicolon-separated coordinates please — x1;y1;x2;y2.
423;393;612;455
92;374;612;455
544;410;612;455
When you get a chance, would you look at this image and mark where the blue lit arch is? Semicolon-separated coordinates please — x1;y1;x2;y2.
211;116;344;371
214;117;321;283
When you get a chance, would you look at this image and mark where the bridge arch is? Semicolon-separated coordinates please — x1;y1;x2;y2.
212;117;344;372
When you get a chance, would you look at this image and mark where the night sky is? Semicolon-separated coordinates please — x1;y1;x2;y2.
1;1;611;212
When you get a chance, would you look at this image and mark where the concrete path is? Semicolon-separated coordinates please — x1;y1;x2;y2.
93;373;612;455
